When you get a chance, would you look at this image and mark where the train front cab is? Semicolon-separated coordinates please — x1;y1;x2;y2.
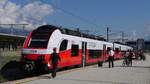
21;27;62;72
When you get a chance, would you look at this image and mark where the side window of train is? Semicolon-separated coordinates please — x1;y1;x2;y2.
122;51;126;56
107;47;111;51
88;50;102;59
59;39;68;51
71;44;79;56
115;48;120;53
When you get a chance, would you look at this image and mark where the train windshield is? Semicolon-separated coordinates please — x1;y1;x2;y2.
27;25;58;48
28;31;52;48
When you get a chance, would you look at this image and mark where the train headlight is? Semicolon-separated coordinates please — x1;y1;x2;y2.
38;56;45;61
48;62;51;67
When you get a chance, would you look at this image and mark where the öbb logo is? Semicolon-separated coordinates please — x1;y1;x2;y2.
30;50;37;53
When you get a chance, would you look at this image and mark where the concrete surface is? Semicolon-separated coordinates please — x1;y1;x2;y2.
22;56;150;84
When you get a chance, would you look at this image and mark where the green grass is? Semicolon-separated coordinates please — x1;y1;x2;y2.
1;55;20;62
0;55;20;69
0;50;21;83
0;50;21;69
0;56;20;83
0;75;8;83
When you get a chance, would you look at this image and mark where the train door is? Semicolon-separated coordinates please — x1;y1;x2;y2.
113;43;115;51
119;46;121;52
103;44;106;62
82;42;87;67
119;46;122;57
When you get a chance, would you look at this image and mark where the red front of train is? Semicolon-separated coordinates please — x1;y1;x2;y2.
21;25;62;71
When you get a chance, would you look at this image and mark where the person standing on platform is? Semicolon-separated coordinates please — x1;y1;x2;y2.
108;47;114;68
49;48;61;78
125;50;130;65
128;50;133;66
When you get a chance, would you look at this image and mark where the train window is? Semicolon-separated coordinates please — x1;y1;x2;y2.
121;51;126;56
59;40;68;51
107;47;111;51
115;48;120;53
88;50;102;59
28;38;48;48
28;30;52;48
71;44;79;56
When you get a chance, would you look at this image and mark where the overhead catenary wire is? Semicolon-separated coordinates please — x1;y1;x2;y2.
38;0;100;28
24;0;104;37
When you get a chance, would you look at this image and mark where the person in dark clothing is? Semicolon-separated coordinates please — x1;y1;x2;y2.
139;50;145;60
49;48;61;78
128;50;133;66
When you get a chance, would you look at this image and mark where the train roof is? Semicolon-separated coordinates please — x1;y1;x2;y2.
36;25;132;48
37;25;106;41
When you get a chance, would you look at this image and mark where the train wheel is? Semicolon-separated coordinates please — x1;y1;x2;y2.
24;64;34;72
22;62;35;72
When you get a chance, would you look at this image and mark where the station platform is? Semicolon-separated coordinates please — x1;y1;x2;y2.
20;55;150;84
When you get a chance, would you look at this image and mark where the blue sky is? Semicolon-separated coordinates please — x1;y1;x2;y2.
6;0;150;39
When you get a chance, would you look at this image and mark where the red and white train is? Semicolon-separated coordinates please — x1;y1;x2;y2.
21;25;132;72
